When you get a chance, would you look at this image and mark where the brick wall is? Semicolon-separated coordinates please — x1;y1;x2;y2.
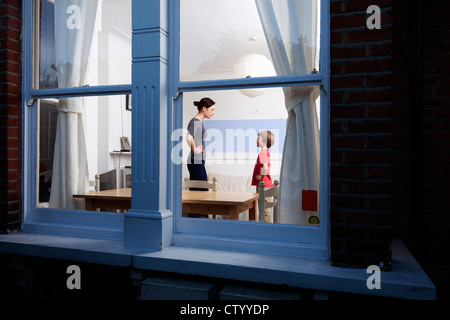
0;0;22;232
330;0;393;269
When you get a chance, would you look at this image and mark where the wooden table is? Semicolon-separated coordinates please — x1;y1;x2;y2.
73;188;132;212
182;190;258;221
73;188;259;221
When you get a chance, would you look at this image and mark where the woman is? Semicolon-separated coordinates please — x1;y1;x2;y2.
186;97;216;188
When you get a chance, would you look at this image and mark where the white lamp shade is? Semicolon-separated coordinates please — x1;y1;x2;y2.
232;53;276;98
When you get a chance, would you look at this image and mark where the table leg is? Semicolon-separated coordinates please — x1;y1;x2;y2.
85;200;95;211
249;200;257;221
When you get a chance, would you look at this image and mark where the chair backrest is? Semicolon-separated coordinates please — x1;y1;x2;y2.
258;180;279;223
89;174;100;192
183;177;218;192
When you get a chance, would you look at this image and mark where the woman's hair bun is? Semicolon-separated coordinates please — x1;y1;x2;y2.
194;98;215;111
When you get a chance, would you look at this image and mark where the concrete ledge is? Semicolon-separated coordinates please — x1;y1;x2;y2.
0;233;436;300
0;233;137;267
141;276;220;300
220;285;302;300
132;240;435;300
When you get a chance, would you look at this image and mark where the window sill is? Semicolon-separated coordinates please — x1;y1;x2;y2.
0;233;435;300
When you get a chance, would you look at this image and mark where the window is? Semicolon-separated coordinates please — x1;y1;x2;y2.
180;0;320;82
37;95;131;210
172;0;330;257
36;0;131;89
23;0;329;258
23;0;132;238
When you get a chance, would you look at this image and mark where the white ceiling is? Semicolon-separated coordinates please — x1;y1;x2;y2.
180;0;272;81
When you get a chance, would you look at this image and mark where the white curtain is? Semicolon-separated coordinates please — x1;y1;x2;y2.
255;0;320;225
49;0;98;209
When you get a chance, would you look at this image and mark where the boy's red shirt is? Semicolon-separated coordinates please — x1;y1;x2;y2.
251;149;273;187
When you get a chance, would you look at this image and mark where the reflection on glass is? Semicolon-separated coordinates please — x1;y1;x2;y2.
37;95;132;212
180;0;320;82
37;0;131;89
177;87;320;227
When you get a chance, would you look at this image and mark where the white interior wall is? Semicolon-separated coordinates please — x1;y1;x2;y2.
85;0;132;180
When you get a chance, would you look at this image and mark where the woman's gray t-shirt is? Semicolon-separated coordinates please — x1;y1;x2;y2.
187;118;207;163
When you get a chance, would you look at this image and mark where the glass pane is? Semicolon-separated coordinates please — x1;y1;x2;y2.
36;0;131;89
176;86;321;226
37;94;132;212
180;0;320;82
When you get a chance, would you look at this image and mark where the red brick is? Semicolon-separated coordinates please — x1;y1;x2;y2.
0;0;23;231
366;74;392;87
331;13;366;30
0;3;21;16
330;31;343;45
341;120;391;134
330;61;343;75
368;42;392;57
341;150;391;165
331;76;365;89
331;165;366;179
346;89;391;104
331;135;365;148
346;28;392;44
331;194;366;209
331;46;366;60
341;0;393;12
368;104;392;118
344;58;391;74
331;105;366;118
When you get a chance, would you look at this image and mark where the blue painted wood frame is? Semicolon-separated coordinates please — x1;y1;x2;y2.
123;0;173;250
21;0;131;240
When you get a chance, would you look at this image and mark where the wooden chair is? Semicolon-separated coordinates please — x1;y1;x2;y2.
182;177;218;191
89;174;100;192
258;180;279;223
182;177;218;218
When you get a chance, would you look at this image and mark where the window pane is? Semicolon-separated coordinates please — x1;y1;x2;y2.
180;0;320;82
36;0;131;89
178;87;321;226
37;95;132;212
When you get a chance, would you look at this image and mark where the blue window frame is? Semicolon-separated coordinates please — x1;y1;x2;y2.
23;0;132;239
168;0;330;258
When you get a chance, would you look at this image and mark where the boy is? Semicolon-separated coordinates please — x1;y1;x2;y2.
252;130;274;222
